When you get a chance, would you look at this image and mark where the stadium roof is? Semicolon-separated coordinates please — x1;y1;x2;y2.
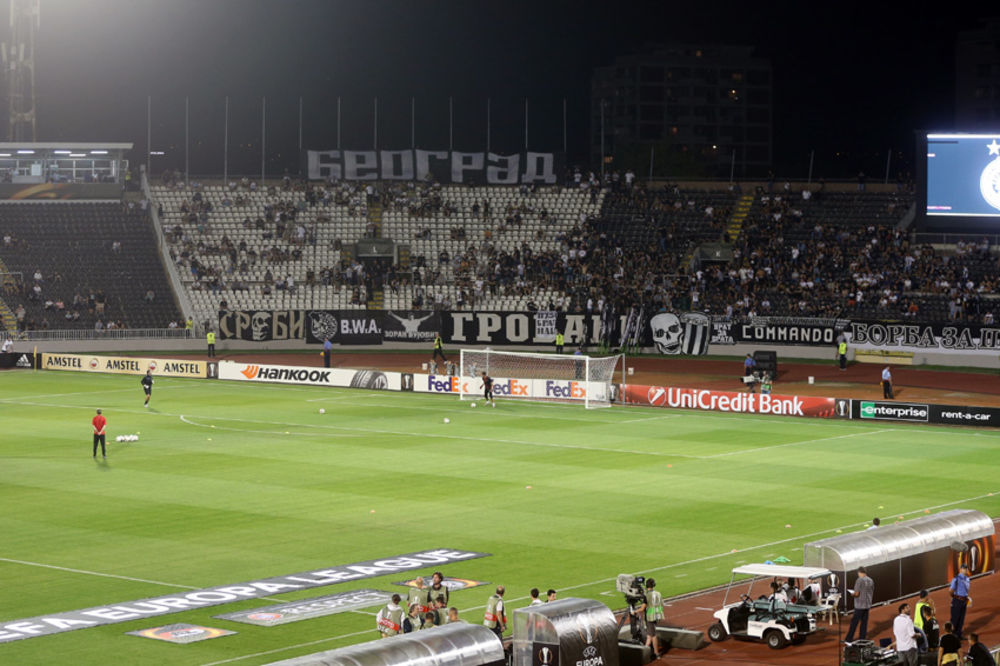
0;143;133;151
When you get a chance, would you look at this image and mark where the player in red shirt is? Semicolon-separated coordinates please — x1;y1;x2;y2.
92;409;107;459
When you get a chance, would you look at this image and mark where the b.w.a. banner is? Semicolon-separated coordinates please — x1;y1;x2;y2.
850;320;1000;354
306;149;561;184
306;311;383;345
218;310;305;341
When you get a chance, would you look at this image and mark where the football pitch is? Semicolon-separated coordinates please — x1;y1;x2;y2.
1;370;999;665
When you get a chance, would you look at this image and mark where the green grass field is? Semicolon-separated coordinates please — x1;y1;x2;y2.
1;369;999;665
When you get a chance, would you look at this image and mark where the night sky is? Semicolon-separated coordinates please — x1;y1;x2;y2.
7;0;987;178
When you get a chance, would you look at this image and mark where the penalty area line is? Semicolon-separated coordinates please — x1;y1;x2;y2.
179;414;361;438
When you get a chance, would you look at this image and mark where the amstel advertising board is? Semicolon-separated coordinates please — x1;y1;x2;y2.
41;353;207;378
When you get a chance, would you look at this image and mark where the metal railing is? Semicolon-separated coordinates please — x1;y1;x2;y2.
914;232;1000;246
1;328;192;342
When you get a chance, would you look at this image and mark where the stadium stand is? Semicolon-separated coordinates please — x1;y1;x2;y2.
151;180;604;324
0;202;181;332
24;177;988;332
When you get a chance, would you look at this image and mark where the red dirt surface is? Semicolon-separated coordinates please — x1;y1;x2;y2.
649;522;1000;665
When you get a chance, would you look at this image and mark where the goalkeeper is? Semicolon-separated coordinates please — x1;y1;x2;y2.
480;372;495;407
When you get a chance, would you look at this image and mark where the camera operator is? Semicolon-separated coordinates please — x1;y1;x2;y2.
625;578;648;643
644;578;665;656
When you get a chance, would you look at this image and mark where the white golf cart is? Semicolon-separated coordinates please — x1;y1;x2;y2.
706;564;831;650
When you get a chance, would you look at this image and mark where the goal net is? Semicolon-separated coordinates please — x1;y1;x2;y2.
459;349;624;409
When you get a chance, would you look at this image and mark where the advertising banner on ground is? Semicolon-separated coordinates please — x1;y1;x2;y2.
852;400;930;422
850;399;1000;427
0;352;37;369
0;548;490;643
218;361;400;390
620;384;842;418
215;590;394;627
41;353;207;378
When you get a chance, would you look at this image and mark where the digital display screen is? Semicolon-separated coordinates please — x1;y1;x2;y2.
927;133;1000;217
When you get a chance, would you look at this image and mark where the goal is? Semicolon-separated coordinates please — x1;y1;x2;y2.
459;349;625;409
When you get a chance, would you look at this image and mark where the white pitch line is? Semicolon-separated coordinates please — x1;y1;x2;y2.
701;429;893;459
618;415;679;424
179;414;361;438
199;629;375;666
1;397;702;458
0;557;287;604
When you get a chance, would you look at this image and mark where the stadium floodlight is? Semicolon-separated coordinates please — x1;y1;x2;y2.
53;150;71;154
16;149;34;154
69;153;86;157
459;349;624;409
90;150;108;154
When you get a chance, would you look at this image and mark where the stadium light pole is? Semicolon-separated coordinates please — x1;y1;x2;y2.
884;148;891;184
524;98;529;151
223;96;229;186
563;98;567;154
146;95;151;176
261;96;266;184
599;99;605;180
184;96;189;187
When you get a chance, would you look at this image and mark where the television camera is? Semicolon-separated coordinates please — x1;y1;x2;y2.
615;574;647;642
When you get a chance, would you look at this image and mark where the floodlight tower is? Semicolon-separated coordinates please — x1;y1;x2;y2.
2;0;40;141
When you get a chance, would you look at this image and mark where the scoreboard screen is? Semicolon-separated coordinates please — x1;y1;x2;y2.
926;133;1000;218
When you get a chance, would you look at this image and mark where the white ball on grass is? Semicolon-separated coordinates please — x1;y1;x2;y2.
471;402;477;408
443;417;450;424
319;408;326;414
115;436;123;442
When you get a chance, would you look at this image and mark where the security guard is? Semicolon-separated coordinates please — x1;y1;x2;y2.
206;330;216;358
406;576;432;631
483;585;507;638
838;337;848;371
433;332;447;363
555;331;565;354
376;594;405;638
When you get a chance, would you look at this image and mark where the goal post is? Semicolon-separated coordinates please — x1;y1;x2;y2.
459;349;625;409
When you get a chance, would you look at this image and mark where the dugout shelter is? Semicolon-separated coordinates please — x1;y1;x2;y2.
263;622;505;666
802;509;995;609
511;597;619;666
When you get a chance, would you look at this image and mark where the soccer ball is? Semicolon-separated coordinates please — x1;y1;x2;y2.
319;408;326;414
115;435;123;443
443;417;450;424
471;402;477;408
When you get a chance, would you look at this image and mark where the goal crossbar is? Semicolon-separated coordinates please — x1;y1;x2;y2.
459;349;625;409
